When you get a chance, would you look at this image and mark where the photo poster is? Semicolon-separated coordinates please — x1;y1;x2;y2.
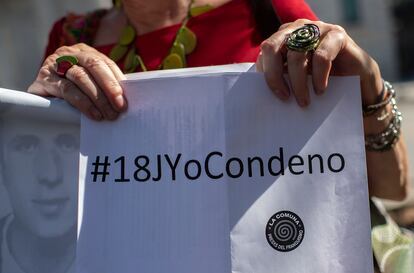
78;64;373;273
0;88;79;273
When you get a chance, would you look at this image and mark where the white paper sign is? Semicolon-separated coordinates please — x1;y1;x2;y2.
78;65;373;273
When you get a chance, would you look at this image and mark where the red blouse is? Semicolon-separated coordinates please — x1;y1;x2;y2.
44;0;317;72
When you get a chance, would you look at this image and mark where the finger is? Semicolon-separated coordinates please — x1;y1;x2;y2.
99;52;126;82
75;52;126;112
52;45;126;113
93;48;128;109
278;23;291;31
287;50;310;107
56;76;104;121
101;56;129;110
65;65;120;120
28;63;58;97
278;18;312;31
260;39;290;100
256;52;264;72
312;28;345;95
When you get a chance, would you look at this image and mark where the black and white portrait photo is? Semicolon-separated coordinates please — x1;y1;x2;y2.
0;102;79;273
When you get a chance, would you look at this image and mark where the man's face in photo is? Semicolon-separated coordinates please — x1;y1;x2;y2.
1;116;79;238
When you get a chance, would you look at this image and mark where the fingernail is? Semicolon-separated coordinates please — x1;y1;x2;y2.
281;89;290;99
276;90;289;100
114;95;125;110
90;108;103;120
297;98;309;108
107;110;119;120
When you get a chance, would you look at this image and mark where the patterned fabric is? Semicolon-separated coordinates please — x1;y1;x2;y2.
59;9;107;47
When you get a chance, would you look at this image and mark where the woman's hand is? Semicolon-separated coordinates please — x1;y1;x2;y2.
257;19;409;201
256;19;383;108
28;43;127;120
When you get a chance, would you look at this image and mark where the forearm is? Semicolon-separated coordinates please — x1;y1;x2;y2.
362;67;410;200
366;135;409;200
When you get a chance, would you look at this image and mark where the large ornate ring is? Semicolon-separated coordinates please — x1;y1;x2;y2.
286;24;320;52
56;55;78;78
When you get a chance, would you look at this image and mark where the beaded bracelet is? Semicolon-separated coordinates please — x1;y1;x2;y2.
363;80;395;117
364;81;403;152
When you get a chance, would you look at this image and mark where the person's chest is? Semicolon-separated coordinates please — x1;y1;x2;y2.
94;0;262;72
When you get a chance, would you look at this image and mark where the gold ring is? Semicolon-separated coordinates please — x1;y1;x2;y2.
286;24;320;52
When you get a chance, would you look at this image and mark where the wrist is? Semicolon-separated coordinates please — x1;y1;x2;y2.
363;80;402;152
363;103;393;135
360;59;383;107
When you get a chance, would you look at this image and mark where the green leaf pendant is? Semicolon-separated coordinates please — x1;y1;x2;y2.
119;25;136;46
190;4;213;17
124;48;138;73
176;26;197;54
109;44;128;62
162;53;184;69
170;42;186;66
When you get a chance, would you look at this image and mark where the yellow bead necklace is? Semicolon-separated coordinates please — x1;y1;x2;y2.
109;1;212;73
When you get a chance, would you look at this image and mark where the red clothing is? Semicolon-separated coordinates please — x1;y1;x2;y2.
271;0;317;23
45;0;317;71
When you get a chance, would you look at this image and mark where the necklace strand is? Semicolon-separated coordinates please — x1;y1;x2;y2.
109;1;212;73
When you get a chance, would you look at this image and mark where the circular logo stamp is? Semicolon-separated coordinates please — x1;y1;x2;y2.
265;210;305;252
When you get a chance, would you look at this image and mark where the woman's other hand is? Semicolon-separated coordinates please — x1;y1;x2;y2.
256;19;383;108
28;43;127;120
257;19;409;201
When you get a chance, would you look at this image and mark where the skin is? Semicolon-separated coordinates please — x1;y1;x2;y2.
28;0;230;121
0;117;78;273
27;0;409;201
256;19;409;201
